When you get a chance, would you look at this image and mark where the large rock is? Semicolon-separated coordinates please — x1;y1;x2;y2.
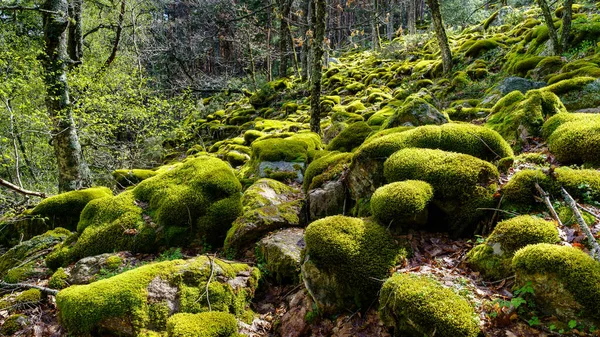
56;256;260;336
481;77;545;107
307;181;345;221
69;253;125;285
381;96;449;129
256;228;305;284
224;179;304;255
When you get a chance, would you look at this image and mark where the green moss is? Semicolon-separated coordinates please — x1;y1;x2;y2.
371;180;433;230
467;216;559;280
105;255;123;270
1;314;25;335
487;90;567;143
326;122;372;153
345;100;366;113
243;130;265;145
30;187;113;231
356;123;513;163
166;312;238;337
304;215;405;310
384;148;499;235
15;289;41;304
381;97;448;129
4;263;34;283
303;152;353;191
558;205;596;227
542;76;596;95
548;119;600;166
555;167;600;202
445;107;490;121
345;82;365;93
56;256;258;335
251;133;321;163
542;113;600;139
465;39;500;58
113;169;158;187
502;169;553;207
548;66;600;85
452;71;470;87
512;56;544;76
379;273;480;337
483;10;499;29
512;243;600;319
49;268;69;289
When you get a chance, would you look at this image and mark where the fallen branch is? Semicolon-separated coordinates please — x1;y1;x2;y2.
0;178;46;198
535;183;563;226
561;187;600;261
0;281;58;296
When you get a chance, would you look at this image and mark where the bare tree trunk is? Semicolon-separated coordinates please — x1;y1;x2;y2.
67;0;82;63
426;0;452;73
371;0;381;50
246;31;257;90
300;0;310;81
538;0;560;55
267;3;273;82
310;0;326;134
42;0;92;192
561;0;573;52
407;0;416;34
102;0;126;71
279;0;293;77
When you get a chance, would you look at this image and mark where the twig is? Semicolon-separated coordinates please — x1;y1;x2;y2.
535;183;563;226
561;187;600;261
476;208;520;216
195;254;215;311
578;203;600;221
0;178;46;198
0;281;58;296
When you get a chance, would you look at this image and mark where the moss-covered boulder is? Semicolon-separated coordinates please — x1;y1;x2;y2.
113;169;158;188
326;122;372;153
379;273;480;337
0;228;70;283
371;180;434;232
301;215;405;314
486;89;567;144
224;179;303;255
256;228;304;284
56;256;259;336
348;123;512;202
381;96;449;129
548;118;600;166
166;312;238;337
542;113;600;139
384;148;499;236
513;244;600;324
466;216;559;280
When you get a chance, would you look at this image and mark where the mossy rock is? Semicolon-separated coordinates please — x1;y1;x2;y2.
384;148;499;236
486;89;567;144
542;113;600;139
49;267;69;289
0;314;27;336
379;273;480;337
302;215;405;314
371;180;434;232
166;312;238;337
548;119;600;166
326;121;372;153
501;169;554;208
251;133;321;164
381;97;448;129
56;256;259;336
255;228;304;284
113;169;158;188
465;39;500;58
466;215;559;280
303;152;353;192
513;244;600;324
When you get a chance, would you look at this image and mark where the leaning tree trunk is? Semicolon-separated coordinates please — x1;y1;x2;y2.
561;0;573;52
310;0;327;134
279;0;293;77
538;0;560;55
407;0;416;34
67;0;83;63
426;0;452;74
42;0;92;192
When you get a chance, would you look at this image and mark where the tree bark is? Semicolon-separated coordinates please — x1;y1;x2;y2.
561;0;573;52
300;0;310;81
538;0;560;55
310;0;326;134
67;0;82;63
102;0;126;71
42;0;92;192
278;0;293;77
371;0;381;50
407;0;416;34
426;0;452;74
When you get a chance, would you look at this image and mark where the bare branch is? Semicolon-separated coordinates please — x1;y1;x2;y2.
0;5;59;14
0;280;59;296
535;183;563;226
0;178;46;199
561;187;600;261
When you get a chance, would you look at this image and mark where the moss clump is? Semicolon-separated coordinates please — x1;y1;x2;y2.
56;256;259;335
15;289;41;304
303;216;404;311
345;100;366;113
542;76;596;95
467;216;559;280
345;82;365;93
381;97;448;129
371;181;434;231
1;314;26;336
251;133;321;163
379;273;480;337
512;243;600;320
384;148;499;235
486;90;567;143
30;187;113;231
105;255;123;270
326;122;372;153
512;56;544;76
243;130;265;145
113;169;158;187
303;152;353;192
501;169;553;207
166;312;238;337
542;113;600;139
548;119;600;166
465;39;500;58
49;267;69;289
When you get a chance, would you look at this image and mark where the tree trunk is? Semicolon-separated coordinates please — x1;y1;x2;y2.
561;0;573;52
407;0;416;34
371;0;381;50
310;0;327;134
426;0;452;74
42;0;92;192
538;0;560;55
278;0;293;77
300;0;310;81
67;0;83;63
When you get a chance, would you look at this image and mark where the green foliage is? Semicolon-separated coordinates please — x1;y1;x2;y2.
379;273;480;337
370;180;434;230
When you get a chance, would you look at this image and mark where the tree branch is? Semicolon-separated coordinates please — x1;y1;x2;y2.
0;178;46;198
0;281;58;296
0;5;59;14
561;186;600;261
535;183;563;226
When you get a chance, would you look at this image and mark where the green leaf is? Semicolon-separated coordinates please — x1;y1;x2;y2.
569;320;578;329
